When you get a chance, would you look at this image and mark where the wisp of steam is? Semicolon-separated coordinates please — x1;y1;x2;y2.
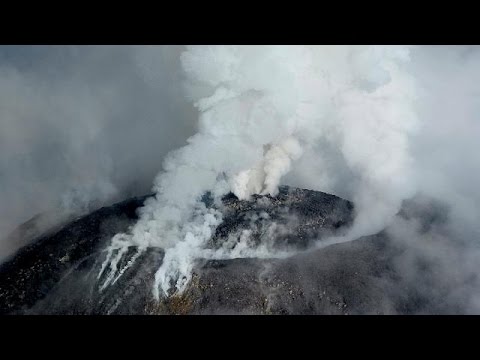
98;45;421;299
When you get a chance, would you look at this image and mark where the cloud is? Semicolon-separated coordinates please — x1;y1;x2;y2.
0;45;196;259
3;46;479;312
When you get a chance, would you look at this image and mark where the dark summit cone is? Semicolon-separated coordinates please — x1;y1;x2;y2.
0;186;460;314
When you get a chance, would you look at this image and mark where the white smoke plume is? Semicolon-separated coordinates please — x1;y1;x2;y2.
3;46;478;309
100;45;420;298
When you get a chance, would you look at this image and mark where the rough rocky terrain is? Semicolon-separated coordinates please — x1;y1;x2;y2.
0;186;462;314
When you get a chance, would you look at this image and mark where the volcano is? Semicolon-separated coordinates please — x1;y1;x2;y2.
0;186;460;315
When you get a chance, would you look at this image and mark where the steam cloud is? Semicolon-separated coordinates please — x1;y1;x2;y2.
0;45;197;259
99;45;424;298
2;46;480;310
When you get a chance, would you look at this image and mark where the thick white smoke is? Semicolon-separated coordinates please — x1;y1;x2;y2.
100;45;420;299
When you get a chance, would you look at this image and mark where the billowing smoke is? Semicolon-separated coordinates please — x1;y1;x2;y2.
100;45;424;298
3;46;480;310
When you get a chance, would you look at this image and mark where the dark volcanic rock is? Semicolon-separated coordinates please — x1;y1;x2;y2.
0;195;152;314
0;186;465;314
213;186;354;250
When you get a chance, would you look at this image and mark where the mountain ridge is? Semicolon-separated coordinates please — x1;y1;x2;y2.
0;186;461;314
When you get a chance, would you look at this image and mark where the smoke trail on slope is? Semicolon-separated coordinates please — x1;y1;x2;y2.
100;45;418;299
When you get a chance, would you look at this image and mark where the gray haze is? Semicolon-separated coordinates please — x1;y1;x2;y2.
1;46;479;312
0;45;196;258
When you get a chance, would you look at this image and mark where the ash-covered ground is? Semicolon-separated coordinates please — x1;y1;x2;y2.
0;186;471;315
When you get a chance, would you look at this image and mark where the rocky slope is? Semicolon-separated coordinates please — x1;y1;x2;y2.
0;186;461;314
